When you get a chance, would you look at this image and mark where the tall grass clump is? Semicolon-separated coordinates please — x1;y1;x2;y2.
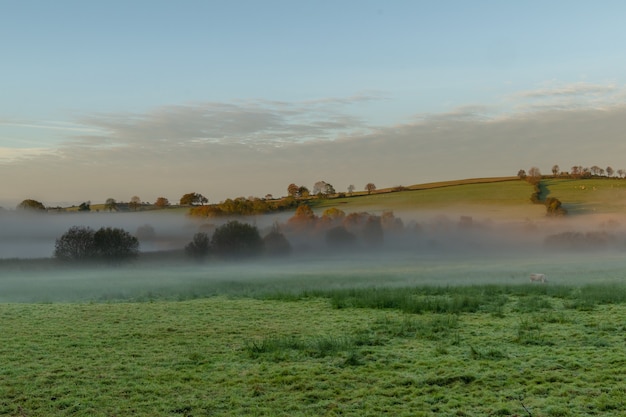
326;287;484;314
245;332;380;361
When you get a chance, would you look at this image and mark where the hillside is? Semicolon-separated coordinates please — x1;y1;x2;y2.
53;176;626;220
307;177;542;221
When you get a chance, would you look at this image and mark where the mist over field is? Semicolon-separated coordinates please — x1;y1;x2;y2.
2;206;626;303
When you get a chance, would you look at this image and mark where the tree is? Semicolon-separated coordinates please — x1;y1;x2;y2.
545;197;567;217
78;201;91;212
362;215;384;247
104;198;118;212
517;169;527;179
54;226;97;261
606;166;614;177
93;227;139;262
263;223;292;256
180;192;208;206
54;226;138;263
129;196;141;211
287;204;317;231
17;199;45;211
136;224;156;241
365;183;376;195
618;169;625;178
185;232;210;260
211;220;263;258
298;186;310;198
347;184;355;195
325;226;356;248
312;181;326;195
287;183;299;198
154;197;170;208
527;167;541;180
552;165;560;177
590;165;602;176
324;182;335;196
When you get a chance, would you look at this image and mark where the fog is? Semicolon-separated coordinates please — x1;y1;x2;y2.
2;208;626;302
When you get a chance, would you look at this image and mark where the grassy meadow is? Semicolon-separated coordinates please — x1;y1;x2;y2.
311;178;539;216
2;284;626;417
4;176;626;416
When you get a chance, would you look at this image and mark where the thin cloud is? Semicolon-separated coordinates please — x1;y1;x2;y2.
68;99;377;150
0;120;100;133
516;82;618;98
0;147;57;162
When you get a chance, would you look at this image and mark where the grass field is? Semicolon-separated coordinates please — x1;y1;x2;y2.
540;177;626;214
2;284;626;416
313;178;533;209
4;176;626;416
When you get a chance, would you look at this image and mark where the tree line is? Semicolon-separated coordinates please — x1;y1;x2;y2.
9;179;382;214
518;164;626;180
52;204;407;264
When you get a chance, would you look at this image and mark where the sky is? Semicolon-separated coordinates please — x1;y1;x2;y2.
2;0;626;208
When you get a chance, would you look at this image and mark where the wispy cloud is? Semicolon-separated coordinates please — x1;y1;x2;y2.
67;97;379;151
515;82;618;98
0;147;57;162
0;120;101;133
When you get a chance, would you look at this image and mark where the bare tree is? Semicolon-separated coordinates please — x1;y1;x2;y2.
347;184;355;195
129;196;141;211
528;167;541;178
552;164;560;177
590;165;602;176
606;166;614;177
365;183;377;195
312;181;335;197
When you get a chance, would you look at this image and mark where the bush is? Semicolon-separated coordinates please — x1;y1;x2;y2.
545;197;567;216
211;220;263;258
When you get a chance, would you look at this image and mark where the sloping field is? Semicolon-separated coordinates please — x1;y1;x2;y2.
312;178;545;221
541;177;626;214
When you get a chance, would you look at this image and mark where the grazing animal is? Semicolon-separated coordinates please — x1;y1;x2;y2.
529;273;547;283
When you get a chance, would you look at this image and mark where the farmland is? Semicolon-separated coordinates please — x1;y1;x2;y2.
3;176;626;416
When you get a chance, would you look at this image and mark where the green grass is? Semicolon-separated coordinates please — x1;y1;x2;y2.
311;178;536;213
541;177;626;214
3;284;626;416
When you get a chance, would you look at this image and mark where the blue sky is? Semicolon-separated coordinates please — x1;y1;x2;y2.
2;0;626;207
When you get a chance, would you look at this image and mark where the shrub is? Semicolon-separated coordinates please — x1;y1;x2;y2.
545;197;567;216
